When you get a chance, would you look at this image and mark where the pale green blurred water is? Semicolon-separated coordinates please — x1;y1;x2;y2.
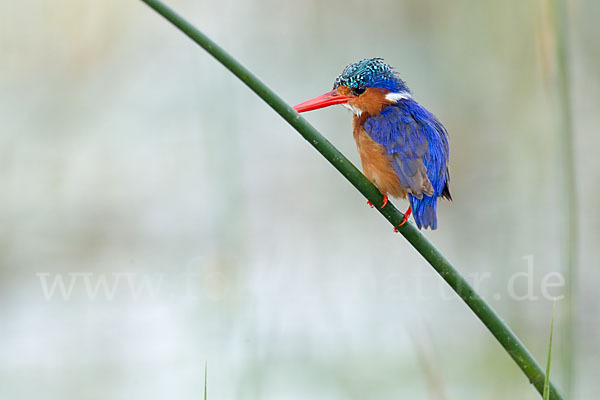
1;0;599;399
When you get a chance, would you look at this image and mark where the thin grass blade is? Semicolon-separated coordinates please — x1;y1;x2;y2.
543;303;556;400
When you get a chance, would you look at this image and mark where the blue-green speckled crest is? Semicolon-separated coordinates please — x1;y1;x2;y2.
333;58;409;93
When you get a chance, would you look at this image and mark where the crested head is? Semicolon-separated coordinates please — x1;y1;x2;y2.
333;58;410;94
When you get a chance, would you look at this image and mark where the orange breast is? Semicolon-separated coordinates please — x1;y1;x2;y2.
353;120;407;199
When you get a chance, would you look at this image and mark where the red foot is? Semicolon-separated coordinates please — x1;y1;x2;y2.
367;201;374;208
393;206;412;232
398;206;412;227
380;194;389;209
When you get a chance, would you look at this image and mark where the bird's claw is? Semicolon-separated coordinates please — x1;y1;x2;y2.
368;195;389;209
393;206;412;233
380;195;388;208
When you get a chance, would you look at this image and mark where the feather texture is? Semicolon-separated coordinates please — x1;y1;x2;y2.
363;99;450;229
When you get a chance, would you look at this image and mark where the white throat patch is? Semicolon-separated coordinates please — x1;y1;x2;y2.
342;103;363;116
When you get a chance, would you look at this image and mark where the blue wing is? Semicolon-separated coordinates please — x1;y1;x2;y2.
363;99;450;229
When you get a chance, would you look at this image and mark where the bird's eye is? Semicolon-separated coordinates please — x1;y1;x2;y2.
352;88;366;96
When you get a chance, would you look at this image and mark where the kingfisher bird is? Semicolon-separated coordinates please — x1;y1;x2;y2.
294;58;451;230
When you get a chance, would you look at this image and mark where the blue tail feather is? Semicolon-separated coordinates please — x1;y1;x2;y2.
409;194;438;230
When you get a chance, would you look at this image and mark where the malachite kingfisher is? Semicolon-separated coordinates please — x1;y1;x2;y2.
294;58;451;230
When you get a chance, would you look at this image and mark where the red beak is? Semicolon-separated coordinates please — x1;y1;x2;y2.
293;90;355;113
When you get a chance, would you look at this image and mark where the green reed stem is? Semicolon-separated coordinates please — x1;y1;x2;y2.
139;0;564;398
550;0;577;397
543;303;557;400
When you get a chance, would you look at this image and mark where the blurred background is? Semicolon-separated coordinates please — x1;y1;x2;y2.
1;0;598;399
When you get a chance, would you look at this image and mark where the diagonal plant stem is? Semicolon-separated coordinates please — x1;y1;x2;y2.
139;0;564;398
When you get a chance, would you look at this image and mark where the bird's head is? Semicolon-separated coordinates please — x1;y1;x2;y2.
294;58;411;116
